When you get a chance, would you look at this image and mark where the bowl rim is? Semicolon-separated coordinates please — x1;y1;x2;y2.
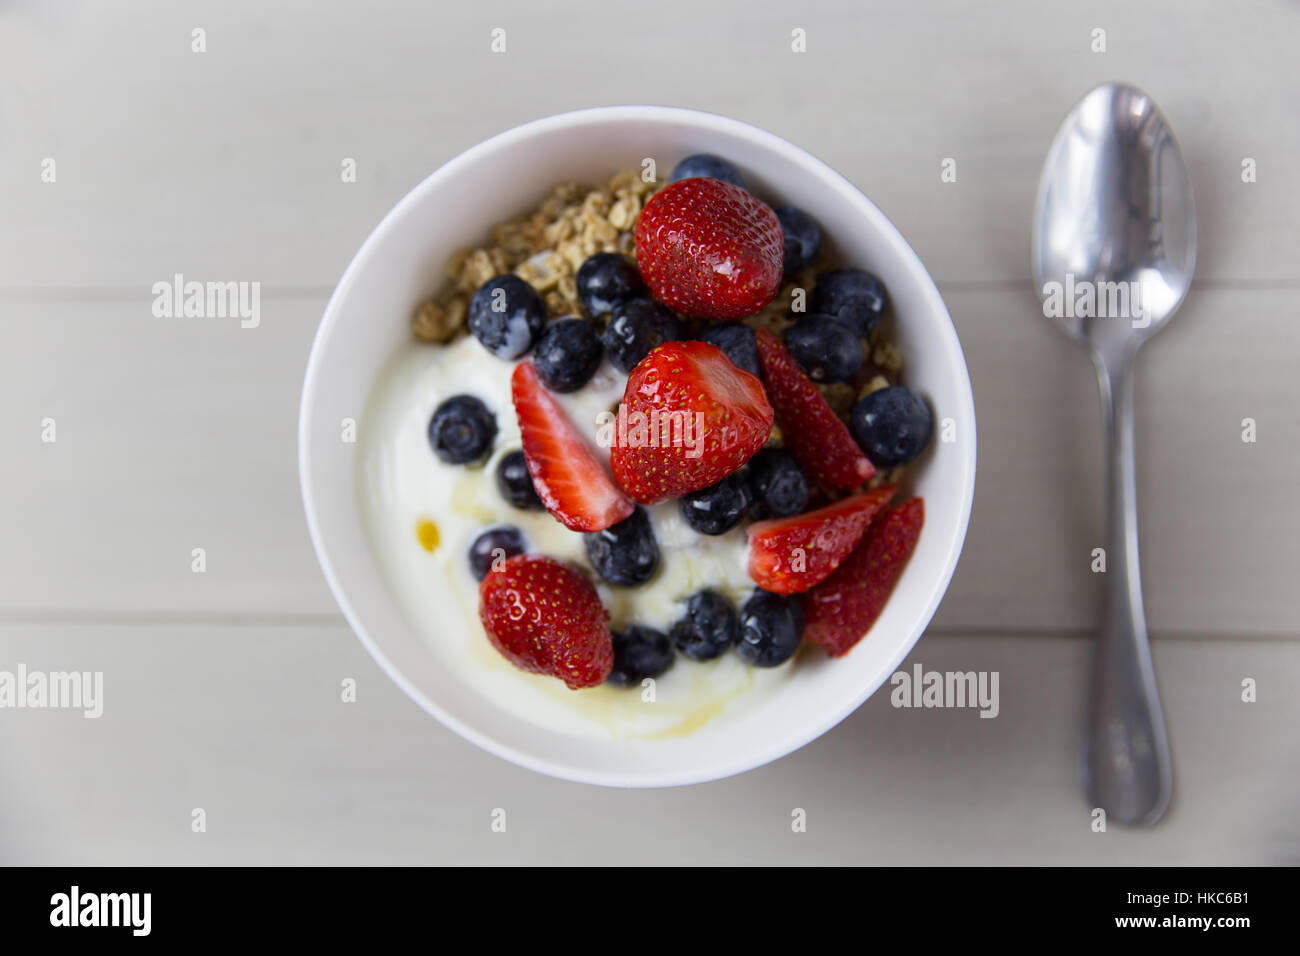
299;104;977;787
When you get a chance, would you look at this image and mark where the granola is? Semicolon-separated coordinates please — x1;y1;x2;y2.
413;170;659;341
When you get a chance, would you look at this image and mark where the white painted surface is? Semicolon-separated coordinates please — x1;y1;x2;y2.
0;0;1295;863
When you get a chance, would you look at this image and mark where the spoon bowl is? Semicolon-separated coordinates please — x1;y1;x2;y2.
1034;83;1197;360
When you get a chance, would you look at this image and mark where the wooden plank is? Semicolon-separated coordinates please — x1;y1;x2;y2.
934;286;1300;635
4;288;1296;634
0;624;1293;864
0;297;337;615
0;0;1295;289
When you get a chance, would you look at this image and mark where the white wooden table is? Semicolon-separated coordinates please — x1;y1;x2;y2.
2;0;1296;865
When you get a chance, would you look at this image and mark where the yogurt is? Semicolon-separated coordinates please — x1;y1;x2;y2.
358;334;794;740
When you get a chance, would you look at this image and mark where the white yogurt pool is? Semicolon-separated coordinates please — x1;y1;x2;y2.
358;334;794;740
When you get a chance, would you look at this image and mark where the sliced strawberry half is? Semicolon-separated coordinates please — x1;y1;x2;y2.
479;553;613;689
511;361;634;532
610;340;773;504
755;328;874;491
800;498;925;657
747;485;897;595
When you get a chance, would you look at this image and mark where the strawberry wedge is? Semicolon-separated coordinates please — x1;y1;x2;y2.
747;485;896;595
800;498;924;657
755;328;874;491
511;362;634;532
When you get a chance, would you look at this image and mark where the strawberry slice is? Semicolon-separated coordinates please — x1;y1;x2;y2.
755;328;874;490
511;361;634;532
747;485;896;595
635;178;784;320
800;498;925;657
610;340;773;503
479;554;613;688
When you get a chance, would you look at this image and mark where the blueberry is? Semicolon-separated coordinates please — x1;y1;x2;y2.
680;473;751;536
747;449;808;519
576;253;646;317
736;589;804;667
775;206;822;276
850;386;933;468
603;299;683;373
607;626;674;686
810;268;889;338
670;590;739;661
669;154;744;187
584;506;660;586
697;323;760;377
468;275;547;360
467;526;526;581
784;315;863;383
428;394;497;464
533;318;603;393
495;449;542;510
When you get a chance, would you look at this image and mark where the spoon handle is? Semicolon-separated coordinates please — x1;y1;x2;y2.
1086;352;1174;825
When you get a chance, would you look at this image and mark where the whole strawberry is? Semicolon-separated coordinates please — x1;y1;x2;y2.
801;498;924;657
610;341;773;503
635;177;783;320
478;554;613;689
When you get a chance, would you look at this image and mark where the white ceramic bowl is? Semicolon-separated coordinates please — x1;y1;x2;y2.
299;106;976;787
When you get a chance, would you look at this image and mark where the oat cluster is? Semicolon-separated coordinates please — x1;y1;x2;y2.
413;170;658;342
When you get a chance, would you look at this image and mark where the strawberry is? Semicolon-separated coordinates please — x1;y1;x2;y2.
755;328;874;490
511;361;634;532
635;178;783;320
478;554;613;688
800;498;925;657
747;485;896;595
610;341;773;503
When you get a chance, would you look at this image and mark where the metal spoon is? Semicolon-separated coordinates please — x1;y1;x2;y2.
1032;82;1195;825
